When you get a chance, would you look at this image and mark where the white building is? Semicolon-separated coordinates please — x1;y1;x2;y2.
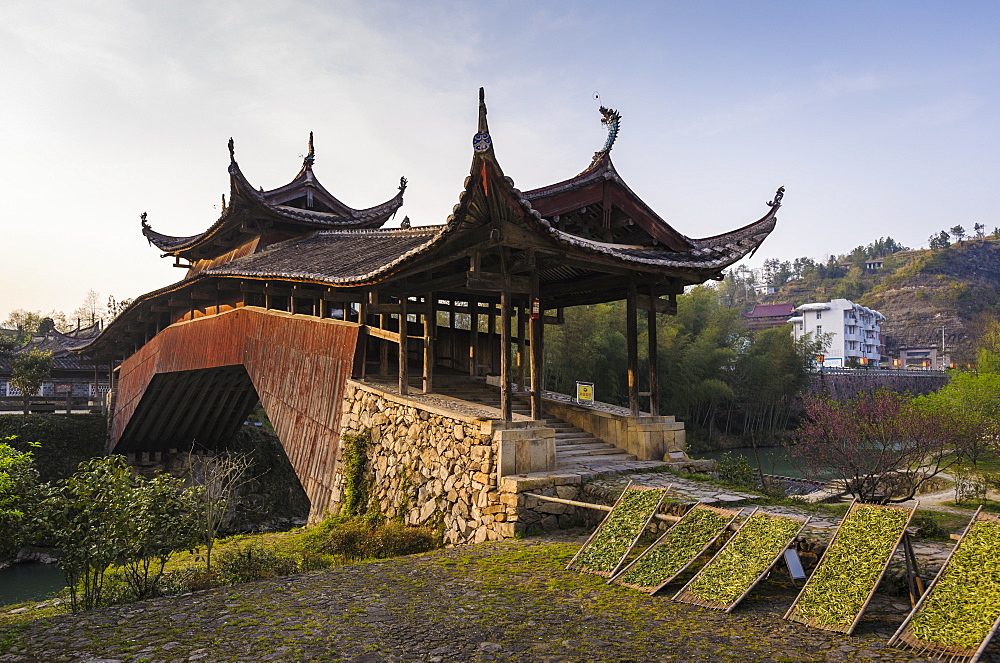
788;299;885;367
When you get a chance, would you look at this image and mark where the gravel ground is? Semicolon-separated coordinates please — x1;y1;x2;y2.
2;534;996;663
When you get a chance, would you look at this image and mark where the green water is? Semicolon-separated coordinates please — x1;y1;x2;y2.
695;446;804;478
0;563;66;606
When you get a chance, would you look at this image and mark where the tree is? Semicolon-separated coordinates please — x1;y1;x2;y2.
35;456;136;611
927;230;951;249
974;222;986;239
106;295;133;323
10;349;54;415
792;390;958;503
72;289;106;327
950;225;967;243
186;450;255;571
34;455;202;610
913;371;1000;467
0;437;39;559
120;472;201;600
4;309;44;334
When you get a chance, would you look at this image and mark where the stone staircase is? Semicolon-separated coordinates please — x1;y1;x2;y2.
431;376;640;470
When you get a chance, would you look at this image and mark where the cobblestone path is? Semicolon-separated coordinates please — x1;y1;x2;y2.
2;536;996;663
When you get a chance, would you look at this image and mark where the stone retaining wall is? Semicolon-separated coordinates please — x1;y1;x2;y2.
331;380;565;545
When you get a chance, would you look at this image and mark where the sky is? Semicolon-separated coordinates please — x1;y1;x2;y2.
2;1;999;322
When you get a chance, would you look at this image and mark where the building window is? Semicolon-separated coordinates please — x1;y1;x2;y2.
816;311;822;320
816;326;823;334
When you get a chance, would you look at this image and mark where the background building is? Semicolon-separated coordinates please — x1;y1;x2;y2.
789;298;885;367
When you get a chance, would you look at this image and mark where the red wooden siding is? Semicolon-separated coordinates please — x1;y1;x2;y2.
112;306;360;519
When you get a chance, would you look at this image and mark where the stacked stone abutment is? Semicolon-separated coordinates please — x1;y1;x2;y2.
333;381;568;545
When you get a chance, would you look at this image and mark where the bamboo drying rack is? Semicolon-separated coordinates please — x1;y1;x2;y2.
566;483;672;578
674;509;810;612
889;508;1000;663
783;500;917;635
610;503;740;593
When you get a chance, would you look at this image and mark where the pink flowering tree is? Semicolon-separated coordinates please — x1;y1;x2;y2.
792;389;958;503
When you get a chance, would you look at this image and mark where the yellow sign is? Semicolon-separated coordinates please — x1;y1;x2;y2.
576;381;594;405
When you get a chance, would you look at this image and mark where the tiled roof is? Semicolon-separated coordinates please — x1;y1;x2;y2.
743;303;796;318
205;227;444;284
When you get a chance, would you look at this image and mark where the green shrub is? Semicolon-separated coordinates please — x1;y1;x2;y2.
215;544;299;584
159;568;221;594
303;515;440;561
715;452;756;489
0;414;105;482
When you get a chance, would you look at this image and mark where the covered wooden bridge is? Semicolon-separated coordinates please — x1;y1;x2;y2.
78;90;780;518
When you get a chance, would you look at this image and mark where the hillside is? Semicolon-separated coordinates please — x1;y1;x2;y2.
757;238;1000;362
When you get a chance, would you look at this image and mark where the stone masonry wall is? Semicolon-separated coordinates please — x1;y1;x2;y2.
332;381;564;545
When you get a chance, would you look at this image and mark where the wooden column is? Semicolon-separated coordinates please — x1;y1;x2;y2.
398;297;409;396
379;313;390;376
530;274;543;420
647;287;659;416
500;286;512;421
516;305;526;391
469;298;479;376
423;294;435;394
487;302;496;373
626;280;640;416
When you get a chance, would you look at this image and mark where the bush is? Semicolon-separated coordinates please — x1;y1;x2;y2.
303;515;440;561
159;567;222;594
0;414;105;482
215;544;299;584
715;452;756;489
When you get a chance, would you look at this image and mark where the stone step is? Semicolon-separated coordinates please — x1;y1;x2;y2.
554;429;588;437
554;437;601;447
558;453;638;464
554;441;615;451
557;446;623;457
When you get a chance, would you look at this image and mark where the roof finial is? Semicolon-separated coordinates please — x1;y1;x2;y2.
473;87;492;153
598;106;621;154
400;215;411;229
140;211;150;230
768;186;785;208
221;194;227;213
228;137;235;162
399;176;408;192
304;131;315;166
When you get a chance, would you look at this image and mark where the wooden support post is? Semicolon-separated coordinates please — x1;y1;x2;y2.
627;279;640;416
398;297;409;396
647;286;659;416
469;298;479;376
530;273;543;420
423;294;434;394
379;313;390;376
487;302;496;374
516;305;526;392
500;286;512;421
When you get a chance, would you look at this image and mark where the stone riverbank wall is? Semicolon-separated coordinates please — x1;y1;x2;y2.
330;380;585;546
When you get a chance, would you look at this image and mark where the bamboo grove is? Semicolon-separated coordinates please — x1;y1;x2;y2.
543;286;823;445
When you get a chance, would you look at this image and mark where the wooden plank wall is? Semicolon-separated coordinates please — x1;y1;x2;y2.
112;306;360;519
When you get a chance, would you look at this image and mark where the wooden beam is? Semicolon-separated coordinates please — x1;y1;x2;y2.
467;272;531;293
647;285;659;416
398;297;408;396
423;293;434;394
500;281;512;421
517;305;526;392
530;272;543;420
469;297;479;377
626;280;640;416
636;294;673;314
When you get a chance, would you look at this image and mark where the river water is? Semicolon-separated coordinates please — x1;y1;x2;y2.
0;563;66;607
694;446;804;478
